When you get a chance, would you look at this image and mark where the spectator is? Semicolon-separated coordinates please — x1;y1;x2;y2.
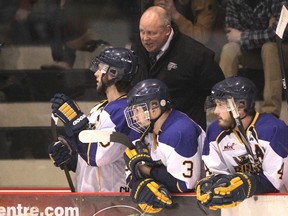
197;76;288;210
154;0;227;60
131;6;225;129
0;1;19;44
124;79;205;213
219;0;288;118
15;0;110;70
48;47;139;192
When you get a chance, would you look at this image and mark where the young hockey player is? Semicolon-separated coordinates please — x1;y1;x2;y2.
123;79;206;213
196;76;288;210
48;47;139;192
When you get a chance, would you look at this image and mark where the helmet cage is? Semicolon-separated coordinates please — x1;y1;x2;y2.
124;102;151;134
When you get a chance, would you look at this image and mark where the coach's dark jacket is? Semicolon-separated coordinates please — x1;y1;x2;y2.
131;25;224;129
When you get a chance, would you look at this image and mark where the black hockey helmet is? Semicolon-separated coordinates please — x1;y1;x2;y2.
89;47;138;82
209;76;257;113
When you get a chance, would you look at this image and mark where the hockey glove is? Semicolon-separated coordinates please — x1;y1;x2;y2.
51;93;88;136
124;141;154;180
49;136;73;169
196;173;257;210
196;174;223;207
131;178;173;214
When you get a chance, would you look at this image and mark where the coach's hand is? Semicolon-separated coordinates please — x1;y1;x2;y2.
124;141;154;180
131;178;173;214
51;93;88;136
196;173;257;210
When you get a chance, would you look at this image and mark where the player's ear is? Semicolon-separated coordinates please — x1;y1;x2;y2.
237;106;247;118
150;107;161;119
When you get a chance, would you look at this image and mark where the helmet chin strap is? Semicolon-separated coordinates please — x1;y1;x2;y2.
148;115;161;133
148;105;168;133
229;111;248;130
240;113;248;120
229;111;237;129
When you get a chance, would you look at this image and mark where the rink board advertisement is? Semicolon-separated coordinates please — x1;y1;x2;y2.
0;190;288;216
0;191;220;216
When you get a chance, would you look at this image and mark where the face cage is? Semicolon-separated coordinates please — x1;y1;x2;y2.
124;103;151;134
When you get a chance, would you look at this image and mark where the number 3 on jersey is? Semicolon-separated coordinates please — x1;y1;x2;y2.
182;161;193;178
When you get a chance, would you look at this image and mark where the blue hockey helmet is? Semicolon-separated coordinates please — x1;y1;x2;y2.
89;47;138;82
125;79;171;134
209;76;257;113
127;79;171;110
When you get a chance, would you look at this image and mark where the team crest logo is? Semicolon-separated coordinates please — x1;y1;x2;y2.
167;62;177;71
223;142;236;151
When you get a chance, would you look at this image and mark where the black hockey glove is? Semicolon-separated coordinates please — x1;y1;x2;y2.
196;173;257;210
49;136;75;170
131;178;173;214
51;93;88;136
124;141;154;180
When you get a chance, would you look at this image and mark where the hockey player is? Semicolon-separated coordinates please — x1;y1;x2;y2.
48;47;139;192
123;79;205;213
196;76;288;210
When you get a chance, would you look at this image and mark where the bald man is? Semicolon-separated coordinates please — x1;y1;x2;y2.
131;6;225;129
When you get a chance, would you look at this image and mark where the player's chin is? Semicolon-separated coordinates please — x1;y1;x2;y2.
138;122;149;128
96;83;102;92
218;120;230;130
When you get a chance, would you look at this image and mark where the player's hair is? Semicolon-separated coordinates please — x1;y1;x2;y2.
115;80;133;94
